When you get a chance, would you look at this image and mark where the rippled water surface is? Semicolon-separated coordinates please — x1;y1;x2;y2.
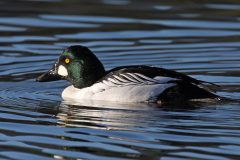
1;0;240;159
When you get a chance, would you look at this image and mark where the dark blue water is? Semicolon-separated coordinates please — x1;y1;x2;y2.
1;0;240;159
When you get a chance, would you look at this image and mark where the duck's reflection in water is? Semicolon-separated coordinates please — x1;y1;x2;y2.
36;98;223;131
56;100;159;129
54;99;216;131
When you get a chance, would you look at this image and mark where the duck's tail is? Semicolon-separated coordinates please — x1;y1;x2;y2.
158;81;218;103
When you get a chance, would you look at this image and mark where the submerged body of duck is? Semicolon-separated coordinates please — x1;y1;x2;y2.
37;45;219;104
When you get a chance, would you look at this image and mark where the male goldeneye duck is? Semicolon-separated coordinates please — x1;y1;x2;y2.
36;45;219;104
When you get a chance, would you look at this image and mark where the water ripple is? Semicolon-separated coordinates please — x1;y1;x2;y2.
56;29;240;40
0;17;100;28
1;0;240;160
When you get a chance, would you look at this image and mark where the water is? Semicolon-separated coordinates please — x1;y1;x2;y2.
1;0;240;159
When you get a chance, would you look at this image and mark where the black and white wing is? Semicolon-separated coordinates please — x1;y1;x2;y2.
100;72;179;87
95;65;218;102
101;65;218;89
99;66;180;86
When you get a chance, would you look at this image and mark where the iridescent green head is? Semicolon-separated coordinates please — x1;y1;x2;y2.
37;45;106;88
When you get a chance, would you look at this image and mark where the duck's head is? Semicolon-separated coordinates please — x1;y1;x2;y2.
36;45;106;88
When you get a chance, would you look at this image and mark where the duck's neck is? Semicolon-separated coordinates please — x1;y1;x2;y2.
70;61;106;89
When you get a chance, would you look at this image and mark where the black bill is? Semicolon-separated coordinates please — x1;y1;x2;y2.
36;65;63;82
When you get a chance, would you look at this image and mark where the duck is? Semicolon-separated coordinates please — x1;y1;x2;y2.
36;45;220;104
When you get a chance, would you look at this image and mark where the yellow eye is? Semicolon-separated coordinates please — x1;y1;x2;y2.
65;58;70;64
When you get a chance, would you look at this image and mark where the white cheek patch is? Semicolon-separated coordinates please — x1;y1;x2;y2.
58;65;68;76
